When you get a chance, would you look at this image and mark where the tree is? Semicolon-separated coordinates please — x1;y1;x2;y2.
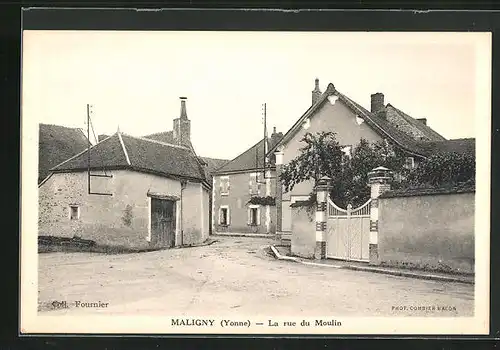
407;151;475;187
280;131;344;194
279;132;408;208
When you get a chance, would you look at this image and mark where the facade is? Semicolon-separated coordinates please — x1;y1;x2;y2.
268;78;462;244
38;98;213;249
212;129;283;235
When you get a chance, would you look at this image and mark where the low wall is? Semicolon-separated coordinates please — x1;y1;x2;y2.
378;189;475;274
290;205;316;258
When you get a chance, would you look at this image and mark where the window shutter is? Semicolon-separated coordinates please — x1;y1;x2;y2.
219;179;223;193
218;207;222;225
256;207;261;225
257;173;261;195
227;208;231;225
247;208;251;225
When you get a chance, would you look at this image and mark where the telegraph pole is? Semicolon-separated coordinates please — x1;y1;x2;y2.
87;104;91;194
262;103;267;178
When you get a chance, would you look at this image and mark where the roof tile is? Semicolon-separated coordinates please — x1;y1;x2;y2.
38;124;90;183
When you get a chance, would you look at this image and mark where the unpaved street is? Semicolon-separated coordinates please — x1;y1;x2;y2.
38;236;474;317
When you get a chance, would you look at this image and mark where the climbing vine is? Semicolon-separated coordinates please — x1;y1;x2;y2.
248;196;276;206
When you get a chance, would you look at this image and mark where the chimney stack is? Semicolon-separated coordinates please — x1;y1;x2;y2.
416;118;427;125
370;92;385;115
270;126;282;149
173;97;191;146
312;78;322;105
180;96;188;119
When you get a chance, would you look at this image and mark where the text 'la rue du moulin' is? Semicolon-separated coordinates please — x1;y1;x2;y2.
171;318;342;327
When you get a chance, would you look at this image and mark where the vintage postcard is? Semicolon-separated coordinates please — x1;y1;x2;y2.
20;28;491;335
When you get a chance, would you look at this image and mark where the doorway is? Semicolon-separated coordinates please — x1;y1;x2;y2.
150;198;176;248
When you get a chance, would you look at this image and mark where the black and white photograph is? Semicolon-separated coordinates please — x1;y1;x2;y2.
20;26;491;334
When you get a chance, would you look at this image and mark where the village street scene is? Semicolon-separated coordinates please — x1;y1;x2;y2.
24;31;484;322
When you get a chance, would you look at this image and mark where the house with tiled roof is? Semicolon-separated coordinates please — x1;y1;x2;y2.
38;98;213;250
38;124;89;184
268;78;475;244
211;129;283;235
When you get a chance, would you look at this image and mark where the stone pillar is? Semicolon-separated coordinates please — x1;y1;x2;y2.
274;149;284;233
314;176;332;260
367;166;393;265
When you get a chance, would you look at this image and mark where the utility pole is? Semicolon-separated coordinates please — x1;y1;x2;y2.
263;102;267;171
87;103;91;195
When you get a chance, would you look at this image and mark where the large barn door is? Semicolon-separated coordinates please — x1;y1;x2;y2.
151;198;176;248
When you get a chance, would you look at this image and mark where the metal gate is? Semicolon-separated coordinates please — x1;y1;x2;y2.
326;197;371;262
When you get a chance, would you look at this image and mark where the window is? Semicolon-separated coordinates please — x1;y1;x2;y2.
69;205;80;220
405;157;415;169
249;173;262;195
247;205;261;226
219;206;230;226
220;177;230;196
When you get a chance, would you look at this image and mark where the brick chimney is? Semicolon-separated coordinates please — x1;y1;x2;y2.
270;126;283;149
370;93;385;115
416;118;427;125
312;78;322;105
173;97;191;146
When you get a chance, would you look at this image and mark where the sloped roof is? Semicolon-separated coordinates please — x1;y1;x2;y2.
214;132;283;175
215;139;266;174
415;138;475;158
268;83;449;159
143;131;175;144
51;132;207;181
98;134;109;142
385;104;446;141
38;124;89;184
336;91;430;156
200;157;230;175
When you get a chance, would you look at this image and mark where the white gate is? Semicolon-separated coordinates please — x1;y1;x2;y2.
326;197;371;262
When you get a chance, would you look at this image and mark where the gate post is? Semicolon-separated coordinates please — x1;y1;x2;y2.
367;166;393;265
314;176;332;260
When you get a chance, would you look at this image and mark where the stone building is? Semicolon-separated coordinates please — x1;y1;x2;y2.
38;98;214;249
211;129;283;235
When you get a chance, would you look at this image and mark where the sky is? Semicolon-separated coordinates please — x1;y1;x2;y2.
22;31;490;160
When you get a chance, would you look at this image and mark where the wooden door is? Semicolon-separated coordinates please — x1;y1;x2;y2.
151;198;176;248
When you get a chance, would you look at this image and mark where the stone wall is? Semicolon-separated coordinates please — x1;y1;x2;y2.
377;190;475;274
290;205;316;258
38;170;208;249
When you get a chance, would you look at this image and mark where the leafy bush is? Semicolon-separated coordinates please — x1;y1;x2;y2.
248;196;276;206
407;151;475;187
